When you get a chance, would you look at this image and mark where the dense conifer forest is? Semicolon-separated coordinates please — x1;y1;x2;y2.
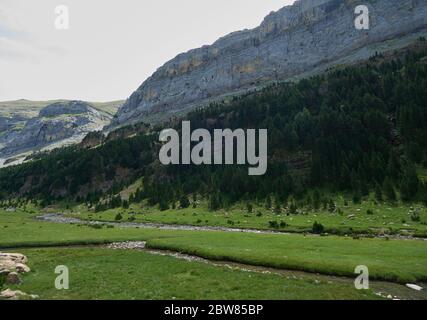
1;41;426;209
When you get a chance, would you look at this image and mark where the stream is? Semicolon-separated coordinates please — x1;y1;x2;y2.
31;213;427;300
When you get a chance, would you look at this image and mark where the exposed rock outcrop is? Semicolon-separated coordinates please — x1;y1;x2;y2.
0;100;120;167
0;289;39;300
110;0;427;128
0;252;37;300
39;101;96;118
79;131;106;149
5;272;21;285
0;252;31;277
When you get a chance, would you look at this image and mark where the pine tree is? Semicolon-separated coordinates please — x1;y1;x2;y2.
312;190;321;210
122;200;129;209
288;197;298;215
246;202;253;213
383;178;397;202
179;195;190;209
374;183;383;202
400;164;420;202
209;193;222;211
265;195;272;210
159;198;169;211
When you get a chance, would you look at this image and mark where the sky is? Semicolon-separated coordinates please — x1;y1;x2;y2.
0;0;294;102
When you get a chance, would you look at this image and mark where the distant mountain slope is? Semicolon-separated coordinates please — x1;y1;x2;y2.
110;0;427;128
0;100;123;167
0;99;122;117
1;41;426;205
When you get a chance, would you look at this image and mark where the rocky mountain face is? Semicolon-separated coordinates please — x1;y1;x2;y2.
0;100;121;167
110;0;427;128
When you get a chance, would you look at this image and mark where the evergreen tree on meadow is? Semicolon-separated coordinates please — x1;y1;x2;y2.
383;178;397;202
400;164;420;202
375;183;383;202
179;195;191;209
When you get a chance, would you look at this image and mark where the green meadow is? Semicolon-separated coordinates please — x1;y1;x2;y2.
6;247;381;300
1;210;427;287
65;196;427;237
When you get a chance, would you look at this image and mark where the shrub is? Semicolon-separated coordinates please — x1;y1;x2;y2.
247;203;253;213
209;193;222;211
375;184;383;202
179;196;190;209
312;221;325;234
159;199;169;211
280;220;288;228
328;199;336;213
367;209;374;215
89;224;104;229
411;210;421;222
114;213;123;221
95;202;107;212
268;221;279;229
352;192;361;204
122;200;129;209
312;190;321;210
288;198;298;215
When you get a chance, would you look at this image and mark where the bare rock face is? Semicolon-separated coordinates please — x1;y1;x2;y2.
79;131;105;149
0;101;114;166
110;0;427;128
39;101;96;118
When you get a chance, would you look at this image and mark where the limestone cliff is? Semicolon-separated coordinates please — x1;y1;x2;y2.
110;0;427;128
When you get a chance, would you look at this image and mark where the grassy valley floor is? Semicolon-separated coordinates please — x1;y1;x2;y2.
64;196;427;238
1;209;427;299
6;247;382;300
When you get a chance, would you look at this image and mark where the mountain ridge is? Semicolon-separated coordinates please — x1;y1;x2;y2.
0;99;123;167
110;0;427;129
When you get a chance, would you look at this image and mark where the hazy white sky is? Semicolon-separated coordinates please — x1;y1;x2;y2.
0;0;294;102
